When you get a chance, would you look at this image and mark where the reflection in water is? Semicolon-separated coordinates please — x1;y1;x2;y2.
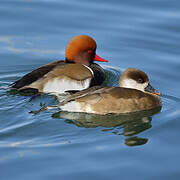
103;65;123;86
52;107;161;146
162;94;180;103
125;137;148;147
0;35;63;57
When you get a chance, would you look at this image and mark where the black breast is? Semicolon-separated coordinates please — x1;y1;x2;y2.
89;63;106;86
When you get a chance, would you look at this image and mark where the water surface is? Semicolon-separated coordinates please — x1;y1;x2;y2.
0;0;180;179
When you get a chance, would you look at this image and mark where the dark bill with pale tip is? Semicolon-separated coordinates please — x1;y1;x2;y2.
145;83;161;96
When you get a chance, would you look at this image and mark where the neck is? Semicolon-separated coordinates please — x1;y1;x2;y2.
65;59;74;64
66;58;91;66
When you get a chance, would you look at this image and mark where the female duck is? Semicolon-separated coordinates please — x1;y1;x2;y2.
58;68;162;114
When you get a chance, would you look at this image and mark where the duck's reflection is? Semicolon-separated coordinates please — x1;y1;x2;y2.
52;106;161;147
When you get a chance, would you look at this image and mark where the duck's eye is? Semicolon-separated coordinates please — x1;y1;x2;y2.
138;78;144;83
88;50;93;54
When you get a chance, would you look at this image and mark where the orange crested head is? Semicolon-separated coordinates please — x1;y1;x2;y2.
65;35;108;66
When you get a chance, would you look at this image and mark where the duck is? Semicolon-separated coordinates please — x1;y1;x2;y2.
58;68;162;115
11;35;108;94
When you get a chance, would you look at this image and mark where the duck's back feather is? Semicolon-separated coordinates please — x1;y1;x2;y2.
11;60;66;89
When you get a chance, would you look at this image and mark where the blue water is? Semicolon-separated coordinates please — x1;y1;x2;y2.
0;0;180;179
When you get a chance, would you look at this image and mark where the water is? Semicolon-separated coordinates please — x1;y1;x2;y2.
0;0;180;179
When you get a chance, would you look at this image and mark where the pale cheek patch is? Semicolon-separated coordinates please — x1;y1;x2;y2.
120;79;148;92
43;77;91;94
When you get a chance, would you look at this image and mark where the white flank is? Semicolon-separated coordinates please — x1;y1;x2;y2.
43;77;91;94
60;101;83;112
60;102;95;113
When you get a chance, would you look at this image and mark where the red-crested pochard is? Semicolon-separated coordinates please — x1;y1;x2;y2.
11;35;108;94
58;68;162;115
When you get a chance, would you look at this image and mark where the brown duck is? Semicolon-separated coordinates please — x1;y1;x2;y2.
58;68;162;115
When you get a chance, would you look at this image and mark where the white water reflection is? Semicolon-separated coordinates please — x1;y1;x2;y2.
0;36;64;57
